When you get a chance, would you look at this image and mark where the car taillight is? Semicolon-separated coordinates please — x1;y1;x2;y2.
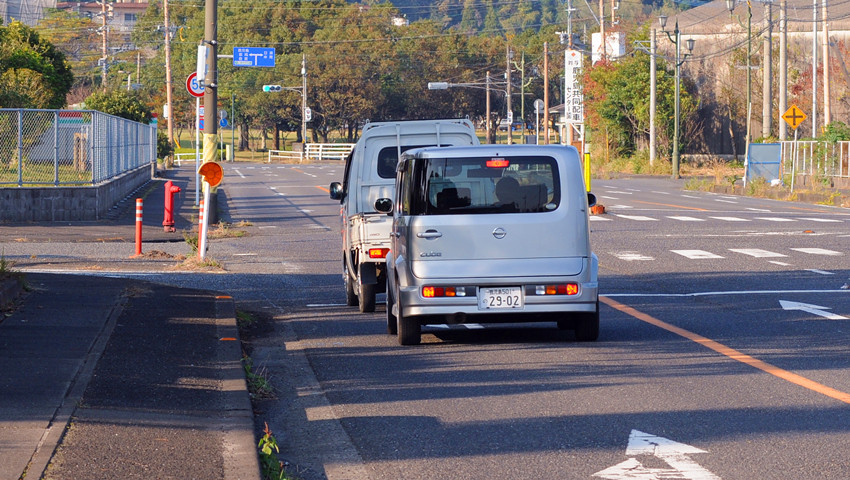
422;286;468;298
534;284;579;296
369;248;389;259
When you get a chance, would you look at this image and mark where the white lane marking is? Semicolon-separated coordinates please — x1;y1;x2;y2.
806;269;835;275
589;216;612;222
780;300;847;320
651;191;671;195
680;194;700;198
607;190;633;195
609;205;633;210
755;217;796;222
234;169;246;179
745;207;772;212
715;198;738;204
611;252;654;261
800;217;843;223
599;195;620;200
258;226;278;229
667;216;705;222
768;261;793;266
792;247;843;256
233;253;258;256
709;216;749;222
729;248;787;258
615;214;658;221
671;250;724;259
594;430;720;480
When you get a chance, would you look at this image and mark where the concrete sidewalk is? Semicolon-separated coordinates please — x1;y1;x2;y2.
0;275;260;478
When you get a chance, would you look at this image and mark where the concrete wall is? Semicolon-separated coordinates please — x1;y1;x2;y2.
0;164;154;222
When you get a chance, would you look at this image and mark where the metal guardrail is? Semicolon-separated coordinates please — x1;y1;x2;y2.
0;108;157;186
174;152;198;166
268;143;355;163
780;140;850;179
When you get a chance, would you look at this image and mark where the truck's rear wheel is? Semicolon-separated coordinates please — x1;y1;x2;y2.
359;282;376;313
343;260;357;307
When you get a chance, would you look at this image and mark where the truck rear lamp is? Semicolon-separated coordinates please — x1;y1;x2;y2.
422;286;470;298
535;284;579;296
486;159;510;168
369;248;390;259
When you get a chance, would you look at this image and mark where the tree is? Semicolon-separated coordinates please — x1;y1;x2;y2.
0;21;74;109
35;10;101;95
84;89;153;124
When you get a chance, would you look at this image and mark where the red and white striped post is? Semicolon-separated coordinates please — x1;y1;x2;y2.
134;198;143;256
198;198;204;260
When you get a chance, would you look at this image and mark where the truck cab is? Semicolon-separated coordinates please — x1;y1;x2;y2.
329;119;480;312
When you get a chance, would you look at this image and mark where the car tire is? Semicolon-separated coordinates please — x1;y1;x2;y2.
344;260;357;307
386;284;398;335
358;281;376;313
574;302;600;342
397;297;420;345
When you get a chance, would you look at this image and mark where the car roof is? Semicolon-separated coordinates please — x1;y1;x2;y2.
403;144;578;160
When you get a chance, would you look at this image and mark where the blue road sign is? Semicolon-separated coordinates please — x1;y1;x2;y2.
233;47;275;67
220;118;228;128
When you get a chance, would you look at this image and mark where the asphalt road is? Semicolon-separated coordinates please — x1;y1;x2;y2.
13;164;850;479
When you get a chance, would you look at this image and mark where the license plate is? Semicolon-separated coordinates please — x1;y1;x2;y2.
478;287;523;310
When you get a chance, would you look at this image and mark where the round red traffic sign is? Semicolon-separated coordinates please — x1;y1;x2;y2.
186;72;204;98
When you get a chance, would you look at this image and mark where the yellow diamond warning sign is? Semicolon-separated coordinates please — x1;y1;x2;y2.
782;105;807;130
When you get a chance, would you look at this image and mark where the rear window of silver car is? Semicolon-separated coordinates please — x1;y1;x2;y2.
402;156;560;215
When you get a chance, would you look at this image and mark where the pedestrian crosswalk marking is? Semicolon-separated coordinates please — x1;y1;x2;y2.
672;250;725;259
615;214;658;221
805;269;835;275
791;248;843;256
769;261;793;266
611;251;655;261
709;216;749;222
589;216;612;222
800;217;843;223
755;217;796;222
729;248;787;258
667;216;705;222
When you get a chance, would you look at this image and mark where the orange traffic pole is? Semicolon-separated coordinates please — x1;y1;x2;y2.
134;198;143;256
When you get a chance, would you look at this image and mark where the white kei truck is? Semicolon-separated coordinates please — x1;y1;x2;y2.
329;119;480;312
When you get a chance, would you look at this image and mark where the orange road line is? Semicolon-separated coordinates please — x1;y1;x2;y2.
633;200;709;211
315;185;329;193
788;205;832;213
600;296;850;405
293;168;306;174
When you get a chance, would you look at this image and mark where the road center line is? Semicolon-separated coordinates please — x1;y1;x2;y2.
600;296;850;405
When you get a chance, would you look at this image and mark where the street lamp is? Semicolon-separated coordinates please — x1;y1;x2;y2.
659;15;695;179
726;0;752;159
428;76;507;143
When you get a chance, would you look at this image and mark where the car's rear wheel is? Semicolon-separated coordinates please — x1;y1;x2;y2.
397;296;420;345
343;259;357;307
574;302;600;342
386;284;398;335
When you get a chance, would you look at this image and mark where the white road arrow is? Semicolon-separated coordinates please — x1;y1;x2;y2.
594;430;721;480
779;300;847;320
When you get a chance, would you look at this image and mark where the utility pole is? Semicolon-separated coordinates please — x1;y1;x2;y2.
599;0;605;61
650;29;656;167
812;0;818;136
302;53;308;143
506;45;513;145
779;0;787;140
486;71;492;143
543;42;549;145
823;0;831;126
164;0;175;166
763;0;772;139
100;0;107;88
203;0;218;164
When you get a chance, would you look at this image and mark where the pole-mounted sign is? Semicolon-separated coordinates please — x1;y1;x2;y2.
782;105;807;131
186;72;204;98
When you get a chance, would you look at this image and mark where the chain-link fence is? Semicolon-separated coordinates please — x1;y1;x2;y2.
0;108;157;186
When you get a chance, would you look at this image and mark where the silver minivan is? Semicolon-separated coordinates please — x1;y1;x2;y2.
382;144;599;345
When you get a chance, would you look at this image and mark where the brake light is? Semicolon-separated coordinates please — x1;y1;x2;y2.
486;159;510;168
422;286;468;298
535;284;579;296
369;248;389;259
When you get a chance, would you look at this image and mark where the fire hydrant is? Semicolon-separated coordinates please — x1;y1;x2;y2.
162;180;181;232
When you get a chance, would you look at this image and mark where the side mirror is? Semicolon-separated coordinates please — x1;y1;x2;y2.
587;192;597;208
329;182;344;201
375;198;393;214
